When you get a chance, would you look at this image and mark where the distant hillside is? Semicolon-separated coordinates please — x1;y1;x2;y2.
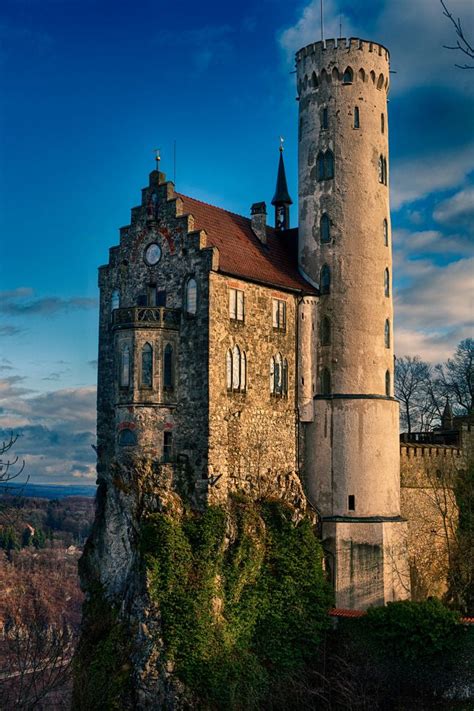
1;483;96;500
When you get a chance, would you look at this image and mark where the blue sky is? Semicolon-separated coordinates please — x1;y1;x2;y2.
0;0;473;484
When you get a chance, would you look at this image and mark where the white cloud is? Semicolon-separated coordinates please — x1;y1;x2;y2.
434;186;474;225
390;144;474;209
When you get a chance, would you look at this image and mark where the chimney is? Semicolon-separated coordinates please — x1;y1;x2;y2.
251;202;267;244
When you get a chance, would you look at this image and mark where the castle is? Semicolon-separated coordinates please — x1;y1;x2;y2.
96;37;410;609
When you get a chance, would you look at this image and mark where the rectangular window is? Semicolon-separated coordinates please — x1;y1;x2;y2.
272;299;286;330
147;285;157;306
229;288;244;321
156;290;167;307
322;107;328;129
163;431;172;463
348;495;355;511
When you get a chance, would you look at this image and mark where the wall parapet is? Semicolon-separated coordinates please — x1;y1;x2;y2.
400;443;462;459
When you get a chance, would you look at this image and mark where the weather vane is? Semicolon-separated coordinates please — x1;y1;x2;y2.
279;136;285;152
153;148;161;168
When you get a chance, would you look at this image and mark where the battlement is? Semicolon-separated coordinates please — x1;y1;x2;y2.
400;443;462;460
296;37;390;63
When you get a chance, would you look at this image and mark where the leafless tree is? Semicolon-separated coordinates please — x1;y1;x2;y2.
395;356;439;433
434;338;474;415
441;0;474;69
0;433;27;526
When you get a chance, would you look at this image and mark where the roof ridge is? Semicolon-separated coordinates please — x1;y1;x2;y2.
177;192;253;224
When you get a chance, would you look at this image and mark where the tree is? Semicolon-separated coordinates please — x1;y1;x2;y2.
395;356;438;433
0;433;27;527
434;338;474;415
441;0;474;69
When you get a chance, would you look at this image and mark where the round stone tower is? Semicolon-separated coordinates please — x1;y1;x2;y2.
296;38;410;609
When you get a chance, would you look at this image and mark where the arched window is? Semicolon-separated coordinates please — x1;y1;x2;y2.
271;353;287;396
321;316;331;345
325;150;334;179
320;264;331;295
317;152;325;181
377;73;385;90
354;106;360;129
228;345;246;392
164;344;174;389
232;344;240;390
332;67;339;82
359;68;366;82
240;350;247;392
381;113;385;134
274;353;283;395
185;277;197;315
385;370;391;397
120;346;131;388
227;350;233;391
111;289;120;311
343;67;353;84
370;70;376;84
321;368;331;395
320;213;330;243
311;71;318;88
118;428;137;446
383;157;387;185
141;343;153;388
384;319;390;349
383;218;388;246
384;268;390;297
320;68;328;84
321;106;328;129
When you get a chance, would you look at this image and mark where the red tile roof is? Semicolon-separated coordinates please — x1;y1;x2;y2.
178;194;316;294
329;608;367;619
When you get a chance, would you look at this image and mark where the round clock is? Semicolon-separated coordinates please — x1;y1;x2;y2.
144;243;161;266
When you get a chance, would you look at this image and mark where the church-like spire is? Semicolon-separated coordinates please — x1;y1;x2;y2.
271;139;293;230
442;398;453;430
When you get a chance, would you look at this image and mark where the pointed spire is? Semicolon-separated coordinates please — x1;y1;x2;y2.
442;398;453;429
272;139;292;230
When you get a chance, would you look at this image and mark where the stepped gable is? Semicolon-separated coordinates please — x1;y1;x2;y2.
177;193;315;294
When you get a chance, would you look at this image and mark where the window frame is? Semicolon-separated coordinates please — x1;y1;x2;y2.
354;106;360;129
320;213;330;243
229;288;245;322
185;277;198;316
119;345;131;389
384;319;391;349
140;342;153;389
272;299;286;331
163;343;174;390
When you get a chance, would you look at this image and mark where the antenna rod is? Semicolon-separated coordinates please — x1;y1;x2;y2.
320;0;324;41
173;140;176;185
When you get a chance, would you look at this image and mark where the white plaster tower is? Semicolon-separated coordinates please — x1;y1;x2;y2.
296;38;410;608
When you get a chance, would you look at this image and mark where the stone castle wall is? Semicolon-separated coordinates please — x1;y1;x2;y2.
400;443;462;600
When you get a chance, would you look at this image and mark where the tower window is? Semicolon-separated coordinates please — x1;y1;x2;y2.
320;368;331;395
385;370;391;397
378;155;388;185
381;113;385;134
348;495;355;511
118;428;137;447
147;285;157;306
320;264;331;295
120;346;131;388
384;268;390;297
317;152;325;180
140;343;153;388
383;218;389;246
321;316;331;346
384;319;390;349
325;150;334;179
272;299;286;330
163;431;173;463
342;67;353;84
320;213;330;243
311;71;318;89
185;277;197;315
164;343;174;390
321;107;328;129
229;288;244;321
354;106;360;129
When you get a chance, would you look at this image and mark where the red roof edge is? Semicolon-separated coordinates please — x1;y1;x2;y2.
328;608;474;624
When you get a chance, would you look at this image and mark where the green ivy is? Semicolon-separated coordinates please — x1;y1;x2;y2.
141;497;333;709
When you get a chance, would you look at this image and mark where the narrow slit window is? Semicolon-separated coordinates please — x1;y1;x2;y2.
185;278;197;315
164;344;174;389
381;113;385;134
384;319;390;349
321;368;331;395
384;268;390;297
321;316;331;346
140;343;153;388
354;106;360;129
325;150;334;179
320;264;331;295
226;350;233;391
348;495;355;511
163;431;173;463
383;218;389;246
317;152;325;181
385;370;391;397
322;107;328;129
320;213;330;243
120;346;131;388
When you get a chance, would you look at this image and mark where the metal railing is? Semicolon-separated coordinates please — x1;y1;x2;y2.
112;306;180;329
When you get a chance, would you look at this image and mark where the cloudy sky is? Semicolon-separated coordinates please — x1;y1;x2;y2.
0;0;473;485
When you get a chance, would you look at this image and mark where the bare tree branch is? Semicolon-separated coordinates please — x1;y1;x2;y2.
440;0;474;69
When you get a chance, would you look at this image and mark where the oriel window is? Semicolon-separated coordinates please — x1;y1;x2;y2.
140;343;153;388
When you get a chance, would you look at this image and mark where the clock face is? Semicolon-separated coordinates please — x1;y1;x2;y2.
144;243;161;266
